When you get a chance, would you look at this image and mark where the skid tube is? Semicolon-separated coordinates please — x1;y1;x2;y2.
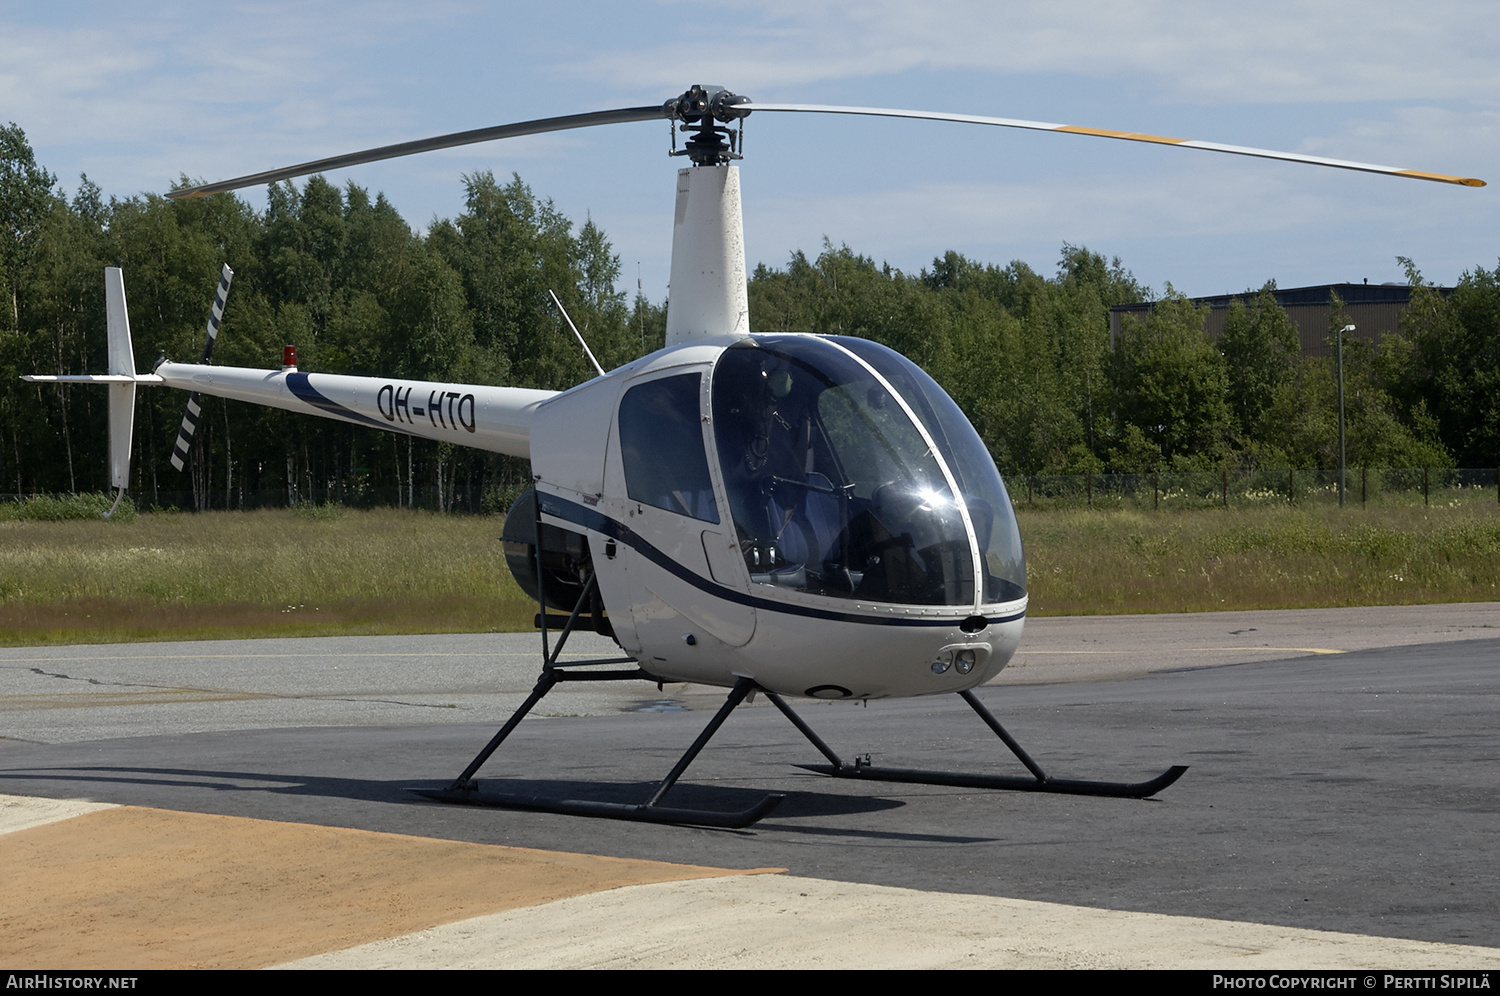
413;503;783;828
416;669;784;829
780;689;1186;799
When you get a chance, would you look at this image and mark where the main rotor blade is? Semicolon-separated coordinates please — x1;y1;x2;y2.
743;102;1486;188
168;106;667;199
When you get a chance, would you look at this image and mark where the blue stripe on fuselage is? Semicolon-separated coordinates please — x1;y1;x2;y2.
285;373;410;433
537;492;1025;629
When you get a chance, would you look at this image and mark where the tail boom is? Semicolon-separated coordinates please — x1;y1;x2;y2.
151;362;554;460
22;267;556;513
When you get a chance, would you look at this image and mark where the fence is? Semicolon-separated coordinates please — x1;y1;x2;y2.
1010;467;1500;511
4;469;1497;516
0;483;525;517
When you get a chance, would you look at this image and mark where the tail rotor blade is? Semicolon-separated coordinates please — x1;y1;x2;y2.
198;264;233;363
170;264;233;472
170;393;203;472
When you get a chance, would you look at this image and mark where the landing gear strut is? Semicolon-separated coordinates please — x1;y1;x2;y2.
416;499;785;828
416;506;1183;828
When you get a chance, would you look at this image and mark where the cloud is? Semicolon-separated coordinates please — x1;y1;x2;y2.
5;1;1491;298
739;143;1493;282
0;4;481;195
1300;105;1500;178
575;0;1500;106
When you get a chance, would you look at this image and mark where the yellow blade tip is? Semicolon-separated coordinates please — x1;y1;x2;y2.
1397;169;1486;187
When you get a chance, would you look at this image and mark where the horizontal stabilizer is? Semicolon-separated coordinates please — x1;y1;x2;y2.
21;373;158;384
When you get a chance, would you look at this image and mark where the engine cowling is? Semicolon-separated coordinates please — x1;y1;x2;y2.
501;487;596;613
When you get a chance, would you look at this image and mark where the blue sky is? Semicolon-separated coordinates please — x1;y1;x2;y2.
5;1;1496;302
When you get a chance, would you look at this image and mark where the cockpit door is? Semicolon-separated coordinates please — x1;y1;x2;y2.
602;366;756;652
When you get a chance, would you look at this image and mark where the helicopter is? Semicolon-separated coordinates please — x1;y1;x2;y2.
24;86;1483;827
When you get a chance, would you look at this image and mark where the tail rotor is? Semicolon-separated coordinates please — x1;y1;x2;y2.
170;264;233;472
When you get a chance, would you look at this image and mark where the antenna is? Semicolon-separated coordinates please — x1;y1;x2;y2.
548;290;605;378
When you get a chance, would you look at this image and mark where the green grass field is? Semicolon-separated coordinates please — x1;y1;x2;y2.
1016;503;1500;615
1;503;1496;646
0;507;532;646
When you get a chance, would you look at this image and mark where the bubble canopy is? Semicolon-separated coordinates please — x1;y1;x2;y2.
711;335;1026;609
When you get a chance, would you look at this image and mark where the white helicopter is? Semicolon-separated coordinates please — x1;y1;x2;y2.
26;86;1483;827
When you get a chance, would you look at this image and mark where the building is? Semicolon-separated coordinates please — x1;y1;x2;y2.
1108;282;1453;357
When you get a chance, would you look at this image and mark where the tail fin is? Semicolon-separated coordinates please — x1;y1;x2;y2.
21;265;234;517
104;267;136;517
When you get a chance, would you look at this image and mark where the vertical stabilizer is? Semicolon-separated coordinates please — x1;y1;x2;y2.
105;267;136;380
665;165;749;345
104;268;136;512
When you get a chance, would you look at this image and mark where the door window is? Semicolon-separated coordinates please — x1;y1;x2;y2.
619;372;720;523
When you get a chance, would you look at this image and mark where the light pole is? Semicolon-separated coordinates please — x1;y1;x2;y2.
1338;324;1355;507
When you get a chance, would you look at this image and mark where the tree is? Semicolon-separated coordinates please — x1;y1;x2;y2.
1218;284;1300;454
1444;261;1500;465
1379;257;1500;466
1111;289;1232;468
0;124;58;332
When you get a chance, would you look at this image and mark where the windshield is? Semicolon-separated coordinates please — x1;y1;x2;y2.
711;335;1024;608
832;336;1026;605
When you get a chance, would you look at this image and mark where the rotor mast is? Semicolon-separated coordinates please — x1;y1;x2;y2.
663;86;752;346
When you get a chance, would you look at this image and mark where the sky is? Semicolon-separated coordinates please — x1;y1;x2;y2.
4;1;1497;303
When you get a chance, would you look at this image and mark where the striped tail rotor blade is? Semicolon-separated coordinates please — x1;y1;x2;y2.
198;264;234;363
170;264;234;472
170;392;203;471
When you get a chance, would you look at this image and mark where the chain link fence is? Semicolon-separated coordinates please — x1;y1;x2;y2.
0;483;528;517
1010;467;1500;510
5;469;1498;516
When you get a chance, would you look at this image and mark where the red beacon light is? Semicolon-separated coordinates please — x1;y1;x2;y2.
282;345;299;371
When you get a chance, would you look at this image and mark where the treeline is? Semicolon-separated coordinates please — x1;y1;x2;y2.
2;122;1497;510
0;124;664;508
750;245;1498;475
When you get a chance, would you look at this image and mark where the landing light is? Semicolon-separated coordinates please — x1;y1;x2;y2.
955;649;977;675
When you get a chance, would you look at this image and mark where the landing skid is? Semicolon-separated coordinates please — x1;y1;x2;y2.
417;788;782;829
794;762;1188;799
416;662;785;829
779;689;1187;800
418;641;1183;827
416;509;1182;828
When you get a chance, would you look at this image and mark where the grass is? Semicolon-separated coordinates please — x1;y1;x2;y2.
1;503;1496;646
0;507;532;646
1018;503;1500;615
0;492;136;522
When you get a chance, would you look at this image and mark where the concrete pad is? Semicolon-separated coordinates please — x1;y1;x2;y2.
0;631;659;743
0;804;778;969
0;792;116;836
1001;602;1500;683
279;874;1500;970
5;605;1496;739
4;609;1497;970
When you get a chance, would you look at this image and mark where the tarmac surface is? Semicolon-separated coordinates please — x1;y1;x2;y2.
2;603;1498;969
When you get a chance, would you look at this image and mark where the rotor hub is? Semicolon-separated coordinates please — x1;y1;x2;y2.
664;85;750;166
